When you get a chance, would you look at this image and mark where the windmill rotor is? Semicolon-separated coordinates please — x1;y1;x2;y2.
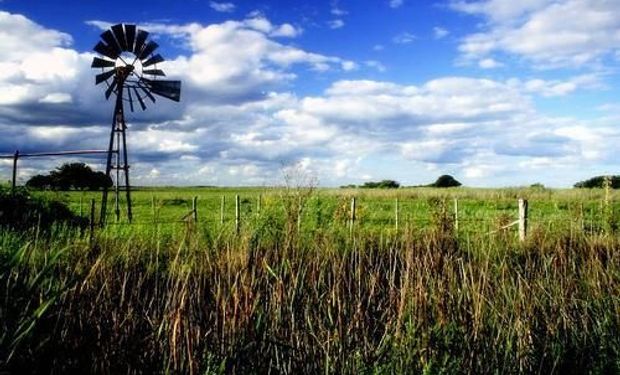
91;23;181;112
91;23;181;225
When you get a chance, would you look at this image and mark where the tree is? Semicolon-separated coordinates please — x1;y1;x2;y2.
430;175;462;188
26;163;112;191
574;175;620;189
25;174;53;190
361;180;400;189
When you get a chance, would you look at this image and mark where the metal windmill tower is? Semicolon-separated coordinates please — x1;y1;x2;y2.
91;23;181;224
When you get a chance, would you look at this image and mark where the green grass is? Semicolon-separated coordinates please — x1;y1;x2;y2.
1;186;619;373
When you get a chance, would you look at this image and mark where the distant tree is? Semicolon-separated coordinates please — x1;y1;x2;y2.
574;175;620;189
430;175;462;188
26;163;112;191
361;180;400;189
25;174;53;190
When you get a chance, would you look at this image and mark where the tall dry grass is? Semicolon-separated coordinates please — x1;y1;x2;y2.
1;198;618;374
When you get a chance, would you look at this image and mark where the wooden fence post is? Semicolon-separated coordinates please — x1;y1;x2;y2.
235;195;240;234
349;197;356;234
454;198;459;234
192;196;198;222
11;150;18;194
220;196;225;224
395;198;400;231
79;196;83;217
257;194;261;214
518;198;528;242
89;199;96;243
151;195;156;223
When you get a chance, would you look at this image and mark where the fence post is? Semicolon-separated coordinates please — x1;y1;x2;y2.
454;198;459;234
235;195;240;234
79;196;83;217
395;198;400;231
349;197;356;234
220;196;225;224
257;194;261;214
192;196;198;222
518;198;528;242
89;199;96;243
151;195;156;223
11;150;18;194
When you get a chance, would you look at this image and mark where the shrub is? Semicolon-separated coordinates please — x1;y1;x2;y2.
0;187;86;230
361;180;400;189
429;175;462;188
574;175;620;189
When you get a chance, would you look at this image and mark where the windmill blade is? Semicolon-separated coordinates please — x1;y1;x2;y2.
143;69;166;76
91;57;116;68
94;41;119;60
100;30;121;56
133;87;147;110
142;54;165;68
124;24;137;53
127;87;135;112
134;29;149;55
138;41;159;59
143;79;181;102
111;24;128;51
95;69;116;85
137;81;156;103
105;78;117;99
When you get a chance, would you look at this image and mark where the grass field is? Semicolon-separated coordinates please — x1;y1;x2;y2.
1;186;619;373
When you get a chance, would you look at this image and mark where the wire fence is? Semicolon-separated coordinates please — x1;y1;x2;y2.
73;193;619;240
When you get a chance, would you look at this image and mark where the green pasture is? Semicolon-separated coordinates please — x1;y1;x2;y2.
46;186;620;237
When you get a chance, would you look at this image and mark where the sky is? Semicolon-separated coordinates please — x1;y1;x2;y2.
0;0;619;187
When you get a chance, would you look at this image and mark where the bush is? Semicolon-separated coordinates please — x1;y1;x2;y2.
361;180;400;189
574;175;620;189
429;175;462;188
0;187;86;230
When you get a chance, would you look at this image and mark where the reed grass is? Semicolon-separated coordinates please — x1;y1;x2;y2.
1;187;619;373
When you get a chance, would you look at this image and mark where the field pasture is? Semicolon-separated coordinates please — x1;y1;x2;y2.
1;186;619;373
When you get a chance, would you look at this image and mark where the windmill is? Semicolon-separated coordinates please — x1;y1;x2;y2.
91;23;181;224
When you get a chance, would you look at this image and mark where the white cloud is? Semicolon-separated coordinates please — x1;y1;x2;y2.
389;0;404;9
451;0;620;68
392;32;416;44
209;1;235;13
328;19;345;29
0;11;617;187
478;58;503;69
330;0;348;16
433;26;449;39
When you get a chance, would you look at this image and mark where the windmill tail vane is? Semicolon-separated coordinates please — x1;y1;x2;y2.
91;23;181;225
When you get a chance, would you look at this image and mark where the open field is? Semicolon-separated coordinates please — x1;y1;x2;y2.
1;186;619;373
48;186;620;235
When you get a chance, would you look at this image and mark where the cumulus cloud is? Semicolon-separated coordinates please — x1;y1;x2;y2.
0;11;617;187
450;0;620;68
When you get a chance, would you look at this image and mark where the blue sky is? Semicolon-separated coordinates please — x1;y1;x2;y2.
0;0;619;187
